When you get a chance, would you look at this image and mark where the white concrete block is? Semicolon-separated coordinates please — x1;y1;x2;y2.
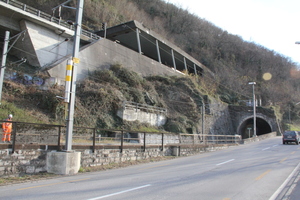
46;151;81;175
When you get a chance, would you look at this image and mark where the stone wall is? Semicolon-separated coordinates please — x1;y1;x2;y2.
0;132;275;177
0;149;47;177
0;143;236;177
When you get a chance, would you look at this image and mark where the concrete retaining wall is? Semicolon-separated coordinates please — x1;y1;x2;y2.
117;108;167;127
47;38;183;84
242;132;277;144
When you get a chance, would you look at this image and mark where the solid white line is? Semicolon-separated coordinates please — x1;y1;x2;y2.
216;159;235;166
87;184;151;200
269;161;300;200
262;147;270;151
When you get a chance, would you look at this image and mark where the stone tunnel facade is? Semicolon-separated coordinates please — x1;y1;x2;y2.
228;105;279;139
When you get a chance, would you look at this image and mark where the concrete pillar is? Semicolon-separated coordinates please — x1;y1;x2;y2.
156;39;161;63
47;151;81;175
136;28;142;54
171;49;176;70
194;64;197;76
183;57;187;72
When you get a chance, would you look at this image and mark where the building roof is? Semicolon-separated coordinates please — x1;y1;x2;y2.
96;20;209;75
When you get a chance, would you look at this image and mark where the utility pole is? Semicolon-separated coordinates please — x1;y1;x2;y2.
65;0;83;151
0;31;10;104
249;82;256;137
202;103;205;142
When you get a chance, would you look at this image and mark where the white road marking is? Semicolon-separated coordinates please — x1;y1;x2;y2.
87;184;151;200
216;159;235;166
262;147;270;151
269;161;300;200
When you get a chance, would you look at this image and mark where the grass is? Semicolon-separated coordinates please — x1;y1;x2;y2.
286;123;300;131
0;172;60;186
0;101;47;123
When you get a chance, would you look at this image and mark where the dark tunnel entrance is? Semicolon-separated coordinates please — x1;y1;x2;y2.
239;117;272;139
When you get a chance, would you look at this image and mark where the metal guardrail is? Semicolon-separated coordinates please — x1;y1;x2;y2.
123;101;167;113
180;134;241;144
1;0;101;41
0;121;241;154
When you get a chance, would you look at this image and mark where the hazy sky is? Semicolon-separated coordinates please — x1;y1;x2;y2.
164;0;300;64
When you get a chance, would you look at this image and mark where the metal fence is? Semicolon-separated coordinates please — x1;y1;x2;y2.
0;121;241;153
1;0;101;40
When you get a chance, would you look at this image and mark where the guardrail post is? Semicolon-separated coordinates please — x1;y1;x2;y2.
161;133;164;151
58;126;61;151
92;128;96;153
120;130;124;153
12;122;17;153
193;134;195;145
143;132;146;152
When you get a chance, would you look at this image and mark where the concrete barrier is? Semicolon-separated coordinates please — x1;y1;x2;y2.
46;151;81;175
242;132;277;144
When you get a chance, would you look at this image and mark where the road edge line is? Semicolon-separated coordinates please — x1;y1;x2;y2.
269;161;300;200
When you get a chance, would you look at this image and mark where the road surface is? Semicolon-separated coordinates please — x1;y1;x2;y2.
0;136;299;200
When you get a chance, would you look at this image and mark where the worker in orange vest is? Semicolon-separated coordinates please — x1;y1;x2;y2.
2;114;13;143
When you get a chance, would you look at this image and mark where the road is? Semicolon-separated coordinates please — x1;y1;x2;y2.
0;136;299;200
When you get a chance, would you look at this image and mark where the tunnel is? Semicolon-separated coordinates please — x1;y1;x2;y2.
238;117;272;139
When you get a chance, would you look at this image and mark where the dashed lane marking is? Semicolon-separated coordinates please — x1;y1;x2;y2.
255;169;271;181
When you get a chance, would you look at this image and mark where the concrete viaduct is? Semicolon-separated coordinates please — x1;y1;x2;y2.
0;0;280;138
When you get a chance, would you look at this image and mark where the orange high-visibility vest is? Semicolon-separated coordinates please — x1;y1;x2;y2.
2;119;12;133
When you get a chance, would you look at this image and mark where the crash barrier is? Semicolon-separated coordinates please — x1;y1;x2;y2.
242;132;277;144
0;121;242;153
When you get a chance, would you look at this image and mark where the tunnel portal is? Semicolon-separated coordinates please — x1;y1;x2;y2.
239;117;272;139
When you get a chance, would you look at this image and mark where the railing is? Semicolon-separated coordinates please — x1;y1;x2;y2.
0;120;241;153
0;0;101;41
180;134;241;144
123;101;167;113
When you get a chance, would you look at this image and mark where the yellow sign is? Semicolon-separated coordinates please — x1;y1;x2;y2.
72;57;80;64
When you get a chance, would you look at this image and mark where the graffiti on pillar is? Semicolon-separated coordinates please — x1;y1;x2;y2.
10;72;44;86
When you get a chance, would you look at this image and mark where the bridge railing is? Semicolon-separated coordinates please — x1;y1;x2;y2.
1;0;101;41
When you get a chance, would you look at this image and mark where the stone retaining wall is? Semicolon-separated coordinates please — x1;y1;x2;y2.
0;132;275;177
0;143;237;177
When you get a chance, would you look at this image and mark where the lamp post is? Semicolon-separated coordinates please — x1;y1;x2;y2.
248;82;256;137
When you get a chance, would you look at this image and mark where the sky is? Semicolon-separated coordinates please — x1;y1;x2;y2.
164;0;300;65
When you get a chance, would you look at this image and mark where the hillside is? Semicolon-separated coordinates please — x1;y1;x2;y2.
2;0;300;129
2;63;214;133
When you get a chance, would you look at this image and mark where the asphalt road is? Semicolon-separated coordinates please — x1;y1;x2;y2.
0;136;299;200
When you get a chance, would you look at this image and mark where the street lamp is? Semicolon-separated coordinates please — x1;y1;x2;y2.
248;82;256;137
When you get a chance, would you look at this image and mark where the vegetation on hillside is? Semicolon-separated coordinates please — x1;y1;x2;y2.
2;63;210;133
2;0;300;128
